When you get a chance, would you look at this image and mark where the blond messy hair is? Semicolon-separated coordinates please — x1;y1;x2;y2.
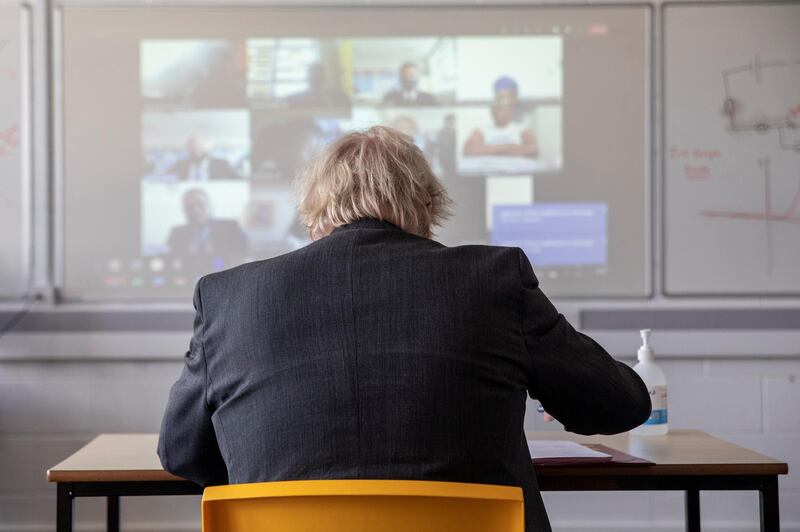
297;125;452;240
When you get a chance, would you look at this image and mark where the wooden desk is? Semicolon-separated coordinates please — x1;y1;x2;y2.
48;430;787;532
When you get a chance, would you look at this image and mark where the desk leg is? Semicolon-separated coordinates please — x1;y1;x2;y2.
57;483;73;532
759;476;780;532
107;496;120;532
685;489;701;532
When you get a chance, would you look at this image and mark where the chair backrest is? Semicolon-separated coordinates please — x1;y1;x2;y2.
202;479;524;532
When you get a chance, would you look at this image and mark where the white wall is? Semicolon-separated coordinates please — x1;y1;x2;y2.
1;357;798;531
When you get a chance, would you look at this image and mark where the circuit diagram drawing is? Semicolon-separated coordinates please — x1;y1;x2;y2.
698;56;800;274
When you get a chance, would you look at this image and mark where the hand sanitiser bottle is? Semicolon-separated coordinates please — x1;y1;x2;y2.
631;329;668;436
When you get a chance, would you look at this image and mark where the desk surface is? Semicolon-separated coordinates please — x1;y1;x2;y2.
47;429;788;483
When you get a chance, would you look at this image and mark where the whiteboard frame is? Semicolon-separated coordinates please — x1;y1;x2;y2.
51;2;63;298
20;3;33;298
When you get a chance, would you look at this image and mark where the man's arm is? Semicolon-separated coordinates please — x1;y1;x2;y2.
157;278;228;486
462;129;490;156
518;249;651;435
517;128;539;158
463;128;538;157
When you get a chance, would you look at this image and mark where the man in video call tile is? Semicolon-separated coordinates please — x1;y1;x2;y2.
167;188;247;258
463;76;539;158
169;135;241;181
383;61;438;106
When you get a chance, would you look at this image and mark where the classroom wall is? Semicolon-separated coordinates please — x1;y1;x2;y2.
1;357;798;531
0;0;798;531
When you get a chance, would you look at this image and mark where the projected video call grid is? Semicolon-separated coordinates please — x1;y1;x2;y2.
62;6;649;299
138;36;572;283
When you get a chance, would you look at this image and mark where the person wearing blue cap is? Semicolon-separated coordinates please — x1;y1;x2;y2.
463;75;539;158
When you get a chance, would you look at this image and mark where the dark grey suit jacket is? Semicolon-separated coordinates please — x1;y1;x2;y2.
158;217;650;532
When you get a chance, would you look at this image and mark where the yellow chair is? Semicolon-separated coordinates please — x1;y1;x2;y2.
202;479;524;532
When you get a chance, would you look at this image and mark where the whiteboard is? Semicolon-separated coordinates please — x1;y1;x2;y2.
664;2;800;295
0;5;30;299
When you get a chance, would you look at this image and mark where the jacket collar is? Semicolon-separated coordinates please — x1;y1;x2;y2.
331;218;403;233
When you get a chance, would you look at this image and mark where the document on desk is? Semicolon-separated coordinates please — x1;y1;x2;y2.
528;440;613;465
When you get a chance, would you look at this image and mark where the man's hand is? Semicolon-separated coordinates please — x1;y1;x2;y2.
537;403;556;422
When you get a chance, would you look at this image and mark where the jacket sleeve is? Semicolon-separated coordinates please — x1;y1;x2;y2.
157;278;229;486
518;249;651;435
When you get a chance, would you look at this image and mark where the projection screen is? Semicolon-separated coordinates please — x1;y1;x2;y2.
60;5;650;300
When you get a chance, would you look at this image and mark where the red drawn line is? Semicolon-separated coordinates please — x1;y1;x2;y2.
699;159;800;275
784;174;800;217
685;165;712;180
700;170;800;224
0;122;20;158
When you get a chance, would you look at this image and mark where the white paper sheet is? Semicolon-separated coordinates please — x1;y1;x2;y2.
527;440;612;462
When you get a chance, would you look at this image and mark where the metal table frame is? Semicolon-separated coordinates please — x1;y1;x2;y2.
55;473;781;532
539;474;780;532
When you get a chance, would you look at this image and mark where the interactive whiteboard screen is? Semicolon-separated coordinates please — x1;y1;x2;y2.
664;2;800;295
61;6;650;300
